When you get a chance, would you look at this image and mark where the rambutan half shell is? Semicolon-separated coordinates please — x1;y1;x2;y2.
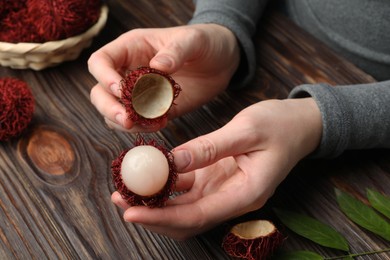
222;220;284;260
111;135;177;208
120;67;181;126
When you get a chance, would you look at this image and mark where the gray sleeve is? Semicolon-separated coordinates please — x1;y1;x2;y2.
289;81;390;158
188;0;267;89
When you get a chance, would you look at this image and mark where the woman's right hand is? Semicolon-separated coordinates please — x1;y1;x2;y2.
111;98;323;239
88;23;240;132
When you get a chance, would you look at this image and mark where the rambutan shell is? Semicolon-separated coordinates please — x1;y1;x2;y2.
120;67;181;126
222;220;284;260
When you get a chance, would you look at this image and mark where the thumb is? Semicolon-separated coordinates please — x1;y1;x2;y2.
149;40;195;74
173;119;257;173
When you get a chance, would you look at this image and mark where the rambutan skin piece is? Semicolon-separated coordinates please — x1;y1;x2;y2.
120;67;181;126
0;77;35;141
222;220;285;260
111;136;177;208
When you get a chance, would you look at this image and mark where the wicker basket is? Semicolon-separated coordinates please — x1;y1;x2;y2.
0;5;108;70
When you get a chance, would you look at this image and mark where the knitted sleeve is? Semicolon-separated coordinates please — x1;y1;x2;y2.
189;1;390;158
188;0;267;89
289;81;390;158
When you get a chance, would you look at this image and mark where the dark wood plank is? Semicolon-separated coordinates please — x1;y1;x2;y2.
0;0;389;259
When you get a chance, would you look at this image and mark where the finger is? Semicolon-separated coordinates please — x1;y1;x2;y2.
125;188;240;227
173;116;260;172
104;116;167;133
123;202;202;229
88;49;124;97
111;191;131;210
123;190;246;236
149;43;187;74
104;118;132;131
174;171;195;192
90;84;131;128
149;30;199;74
167;190;199;206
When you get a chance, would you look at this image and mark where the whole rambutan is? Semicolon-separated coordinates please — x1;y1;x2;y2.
0;77;35;141
0;0;102;43
27;0;102;42
111;135;177;208
120;67;181;126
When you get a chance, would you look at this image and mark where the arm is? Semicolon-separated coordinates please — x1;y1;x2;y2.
110;1;390;240
289;80;390;157
189;0;268;89
193;0;390;155
88;0;268;131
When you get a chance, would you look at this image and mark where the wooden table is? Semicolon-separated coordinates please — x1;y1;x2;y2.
1;1;389;259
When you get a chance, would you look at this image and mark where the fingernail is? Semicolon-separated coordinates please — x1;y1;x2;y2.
110;83;120;96
154;55;173;68
174;150;191;171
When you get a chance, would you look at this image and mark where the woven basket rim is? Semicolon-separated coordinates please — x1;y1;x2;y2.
0;5;109;54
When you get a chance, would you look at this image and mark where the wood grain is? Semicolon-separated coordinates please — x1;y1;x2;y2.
0;0;389;259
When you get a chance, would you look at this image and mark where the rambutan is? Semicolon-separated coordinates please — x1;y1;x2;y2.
120;67;181;126
0;0;102;43
111;135;177;208
27;0;102;42
0;77;35;141
222;220;284;260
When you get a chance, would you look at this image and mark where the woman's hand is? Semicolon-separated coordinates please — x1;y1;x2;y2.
112;98;323;239
88;24;240;132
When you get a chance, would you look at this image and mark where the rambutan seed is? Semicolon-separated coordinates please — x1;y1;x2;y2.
120;67;181;126
222;220;284;260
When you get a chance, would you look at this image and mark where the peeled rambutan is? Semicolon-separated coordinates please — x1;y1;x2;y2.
222;220;284;260
0;77;35;141
120;67;181;126
111;135;177;208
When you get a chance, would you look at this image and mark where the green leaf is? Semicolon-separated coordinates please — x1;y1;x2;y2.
273;208;349;251
275;250;323;260
335;188;390;241
367;189;390;219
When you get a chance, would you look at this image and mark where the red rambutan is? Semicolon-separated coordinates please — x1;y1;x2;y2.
0;77;35;141
27;0;102;42
111;135;177;208
0;0;102;43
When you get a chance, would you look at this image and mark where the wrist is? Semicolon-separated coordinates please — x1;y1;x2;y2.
285;98;322;159
189;23;240;75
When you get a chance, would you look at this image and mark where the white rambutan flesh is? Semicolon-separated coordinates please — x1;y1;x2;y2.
120;145;169;196
111;135;178;208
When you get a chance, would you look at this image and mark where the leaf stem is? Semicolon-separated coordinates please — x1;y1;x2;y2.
324;247;390;260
